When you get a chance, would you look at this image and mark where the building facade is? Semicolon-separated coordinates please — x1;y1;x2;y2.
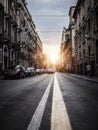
73;0;98;75
36;32;43;69
60;27;72;72
0;1;4;74
68;6;76;73
2;0;17;72
16;0;37;68
0;0;43;75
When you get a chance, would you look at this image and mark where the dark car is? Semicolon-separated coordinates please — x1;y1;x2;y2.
25;67;36;77
4;65;25;79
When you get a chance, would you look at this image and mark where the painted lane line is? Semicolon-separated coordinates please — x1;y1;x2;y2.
51;74;72;130
27;77;53;130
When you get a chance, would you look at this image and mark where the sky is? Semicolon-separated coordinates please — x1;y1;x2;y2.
27;0;77;60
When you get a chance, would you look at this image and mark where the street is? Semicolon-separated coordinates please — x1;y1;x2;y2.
0;73;98;130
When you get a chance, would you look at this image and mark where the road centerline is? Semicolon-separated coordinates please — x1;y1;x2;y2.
51;74;72;130
27;77;53;130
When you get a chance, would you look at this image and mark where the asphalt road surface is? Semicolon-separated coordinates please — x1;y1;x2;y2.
0;73;98;130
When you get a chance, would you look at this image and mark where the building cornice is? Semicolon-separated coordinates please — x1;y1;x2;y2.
73;0;84;18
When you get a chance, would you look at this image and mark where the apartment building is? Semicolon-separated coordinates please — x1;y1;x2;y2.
60;27;72;72
2;0;17;71
68;6;76;73
36;32;43;69
16;0;37;68
0;0;4;73
0;0;43;75
73;0;98;75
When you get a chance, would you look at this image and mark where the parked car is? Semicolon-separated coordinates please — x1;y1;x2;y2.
36;69;41;74
25;67;36;77
40;69;46;74
4;65;25;79
41;69;47;74
47;68;56;74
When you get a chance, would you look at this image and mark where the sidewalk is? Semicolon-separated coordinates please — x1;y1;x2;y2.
69;74;98;83
0;75;4;80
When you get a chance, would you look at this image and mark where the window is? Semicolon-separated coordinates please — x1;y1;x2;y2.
95;12;98;30
4;20;8;38
83;49;85;57
11;25;15;43
88;19;91;35
4;0;8;13
79;52;81;58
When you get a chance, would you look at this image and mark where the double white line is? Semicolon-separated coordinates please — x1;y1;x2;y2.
51;75;72;130
27;74;72;130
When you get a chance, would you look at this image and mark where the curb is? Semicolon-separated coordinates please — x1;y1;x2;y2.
69;74;98;83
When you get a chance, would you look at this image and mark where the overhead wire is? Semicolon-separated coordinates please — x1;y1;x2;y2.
32;15;67;17
32;15;66;33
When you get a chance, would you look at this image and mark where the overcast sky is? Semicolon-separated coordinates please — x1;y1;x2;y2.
27;0;77;56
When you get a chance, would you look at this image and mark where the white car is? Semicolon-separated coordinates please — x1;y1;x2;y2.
25;67;36;76
36;69;41;74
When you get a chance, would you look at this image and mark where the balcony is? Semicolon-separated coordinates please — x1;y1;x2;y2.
27;31;31;37
25;27;28;32
4;31;9;40
79;23;81;28
4;13;11;21
17;0;27;8
82;16;85;23
17;0;22;8
28;44;32;49
75;29;77;34
94;0;98;5
93;0;98;11
11;18;17;27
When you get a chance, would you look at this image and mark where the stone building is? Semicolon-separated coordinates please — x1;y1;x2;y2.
0;0;43;75
2;0;17;72
73;0;98;75
0;0;4;74
16;0;37;68
60;27;72;72
68;6;76;73
36;32;43;69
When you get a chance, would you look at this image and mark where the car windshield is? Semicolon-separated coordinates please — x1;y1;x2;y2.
26;68;30;71
26;68;34;70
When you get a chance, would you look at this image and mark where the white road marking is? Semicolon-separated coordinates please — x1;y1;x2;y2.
51;74;72;130
27;77;53;130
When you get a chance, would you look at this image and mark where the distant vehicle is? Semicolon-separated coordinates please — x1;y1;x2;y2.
47;68;56;74
40;69;47;74
40;69;44;74
4;65;25;79
25;67;36;77
36;69;41;74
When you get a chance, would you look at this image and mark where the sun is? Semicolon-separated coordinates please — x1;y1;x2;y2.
49;54;58;64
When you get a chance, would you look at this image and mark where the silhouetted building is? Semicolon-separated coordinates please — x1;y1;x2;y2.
68;6;76;73
60;27;72;72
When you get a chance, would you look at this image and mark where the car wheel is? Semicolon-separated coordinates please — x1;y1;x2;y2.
18;72;22;79
23;72;25;78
